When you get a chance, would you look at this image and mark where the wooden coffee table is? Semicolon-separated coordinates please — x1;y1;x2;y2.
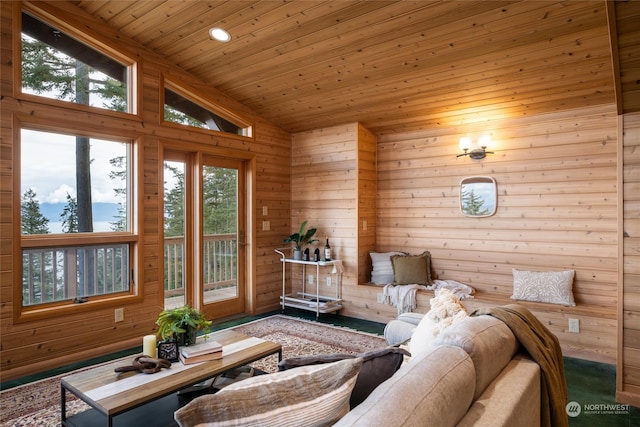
61;329;281;427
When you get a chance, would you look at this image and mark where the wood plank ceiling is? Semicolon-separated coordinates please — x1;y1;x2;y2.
71;0;616;135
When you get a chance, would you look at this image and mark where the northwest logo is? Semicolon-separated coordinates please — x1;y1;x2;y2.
566;401;581;417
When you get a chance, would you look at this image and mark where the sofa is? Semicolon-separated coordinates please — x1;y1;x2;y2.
335;313;542;426
175;310;561;427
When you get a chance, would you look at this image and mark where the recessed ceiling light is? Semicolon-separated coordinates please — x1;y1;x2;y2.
209;27;231;42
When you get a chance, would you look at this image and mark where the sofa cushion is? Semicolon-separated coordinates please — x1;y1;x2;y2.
384;318;418;346
457;355;541;427
391;251;432;285
432;315;519;400
511;268;576;306
370;251;407;284
333;345;475;427
277;347;410;408
174;358;361;427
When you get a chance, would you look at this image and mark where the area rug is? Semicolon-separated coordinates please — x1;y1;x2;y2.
0;315;385;426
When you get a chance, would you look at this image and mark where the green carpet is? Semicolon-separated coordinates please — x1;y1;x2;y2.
564;357;639;426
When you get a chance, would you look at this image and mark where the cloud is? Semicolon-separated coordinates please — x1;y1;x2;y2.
21;129;127;205
45;184;76;204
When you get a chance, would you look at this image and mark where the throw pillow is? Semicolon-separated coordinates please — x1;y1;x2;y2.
511;268;576;306
277;347;410;409
174;358;362;427
391;251;432;285
409;288;468;357
370;251;407;284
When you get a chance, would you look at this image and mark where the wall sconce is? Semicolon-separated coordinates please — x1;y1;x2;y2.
457;135;494;159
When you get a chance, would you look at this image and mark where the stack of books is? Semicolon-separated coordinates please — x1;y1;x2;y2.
179;339;222;365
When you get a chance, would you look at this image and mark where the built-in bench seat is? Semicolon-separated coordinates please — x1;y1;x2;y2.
390;286;617;363
366;282;615;320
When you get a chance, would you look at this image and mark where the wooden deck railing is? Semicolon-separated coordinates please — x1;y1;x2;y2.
22;234;237;306
22;243;129;306
163;233;238;296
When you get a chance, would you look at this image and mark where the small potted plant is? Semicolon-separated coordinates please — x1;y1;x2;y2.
156;305;212;346
284;220;318;260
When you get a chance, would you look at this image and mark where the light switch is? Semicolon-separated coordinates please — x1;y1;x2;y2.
262;206;268;216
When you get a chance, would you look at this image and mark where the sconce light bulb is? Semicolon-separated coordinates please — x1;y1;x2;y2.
478;134;491;149
459;137;472;151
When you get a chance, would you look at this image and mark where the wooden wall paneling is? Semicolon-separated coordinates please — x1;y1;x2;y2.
615;0;640;406
0;1;290;380
289;123;377;314
615;1;640;114
618;112;640;406
357;124;377;285
357;105;619;364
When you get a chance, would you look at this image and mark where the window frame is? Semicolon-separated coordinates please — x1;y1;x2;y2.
15;4;141;120
13;119;142;323
161;76;254;140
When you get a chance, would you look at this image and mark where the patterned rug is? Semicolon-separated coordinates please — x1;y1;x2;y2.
0;315;385;426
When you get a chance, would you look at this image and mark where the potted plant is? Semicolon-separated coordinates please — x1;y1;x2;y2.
284;220;318;260
156;305;212;346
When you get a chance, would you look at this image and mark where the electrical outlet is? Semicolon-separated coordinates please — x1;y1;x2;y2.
308;275;314;285
114;308;124;322
262;220;270;231
568;318;579;333
326;277;332;287
377;293;384;304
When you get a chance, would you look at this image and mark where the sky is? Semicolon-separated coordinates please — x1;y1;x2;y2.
21;129;127;205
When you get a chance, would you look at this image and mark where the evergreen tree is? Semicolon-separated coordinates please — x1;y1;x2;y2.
60;192;78;233
21;188;49;235
461;188;490;216
109;156;127;231
203;166;237;234
22;31;127;234
164;163;186;237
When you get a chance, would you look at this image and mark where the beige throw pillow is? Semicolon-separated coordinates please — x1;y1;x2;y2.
511;268;576;306
174;358;362;427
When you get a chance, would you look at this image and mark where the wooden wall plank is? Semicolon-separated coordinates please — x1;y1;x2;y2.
338;105;618;364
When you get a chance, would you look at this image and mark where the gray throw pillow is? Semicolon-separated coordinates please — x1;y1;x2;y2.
277;347;410;408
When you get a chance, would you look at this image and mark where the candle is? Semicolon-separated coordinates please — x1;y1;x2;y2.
143;335;157;358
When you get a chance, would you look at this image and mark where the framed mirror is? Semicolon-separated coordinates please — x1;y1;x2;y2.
460;176;497;217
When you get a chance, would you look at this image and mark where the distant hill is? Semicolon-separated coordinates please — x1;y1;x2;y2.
40;202;121;222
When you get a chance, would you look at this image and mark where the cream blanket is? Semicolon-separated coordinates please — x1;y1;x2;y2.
428;279;475;300
383;280;475;314
382;284;427;314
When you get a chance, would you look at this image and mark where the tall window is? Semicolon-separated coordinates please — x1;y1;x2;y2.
18;9;137;311
21;10;131;113
20;128;134;306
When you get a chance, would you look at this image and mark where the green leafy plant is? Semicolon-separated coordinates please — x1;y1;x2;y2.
283;220;318;251
156;305;212;343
